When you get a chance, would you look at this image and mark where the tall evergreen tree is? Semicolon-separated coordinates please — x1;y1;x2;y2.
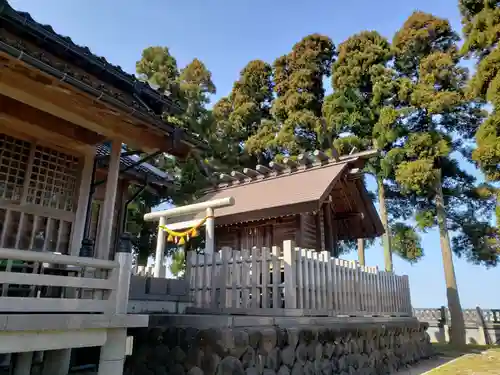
325;31;423;270
460;0;500;224
392;11;497;345
213;60;274;168
130;47;218;264
246;34;335;157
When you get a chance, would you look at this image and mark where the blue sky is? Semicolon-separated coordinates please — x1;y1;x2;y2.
9;0;499;309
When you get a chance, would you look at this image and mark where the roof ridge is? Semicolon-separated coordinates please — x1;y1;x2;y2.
209;148;377;192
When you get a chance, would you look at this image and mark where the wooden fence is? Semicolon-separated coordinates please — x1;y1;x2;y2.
186;240;412;315
132;265;155;277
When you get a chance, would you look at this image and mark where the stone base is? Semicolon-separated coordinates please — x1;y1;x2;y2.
124;316;433;375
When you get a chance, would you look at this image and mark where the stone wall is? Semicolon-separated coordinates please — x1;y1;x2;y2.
124;316;433;375
128;276;192;314
414;307;500;345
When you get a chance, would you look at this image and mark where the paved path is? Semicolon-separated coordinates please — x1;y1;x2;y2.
394;356;458;375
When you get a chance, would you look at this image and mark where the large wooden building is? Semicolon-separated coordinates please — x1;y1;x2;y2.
0;1;200;373
174;150;384;253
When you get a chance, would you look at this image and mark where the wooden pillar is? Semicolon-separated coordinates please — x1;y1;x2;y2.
41;349;71;375
323;203;333;252
205;207;215;255
357;238;366;266
13;352;33;375
96;141;121;260
98;329;127;375
153;216;166;277
70;147;96;255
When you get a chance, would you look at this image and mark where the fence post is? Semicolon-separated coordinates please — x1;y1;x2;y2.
114;233;132;314
220;247;230;308
283;240;297;308
402;275;412;315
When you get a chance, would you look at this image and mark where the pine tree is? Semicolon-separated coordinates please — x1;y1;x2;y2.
392;11;497;345
130;47;219;264
246;34;335;157
213;60;274;168
325;31;423;269
460;0;500;224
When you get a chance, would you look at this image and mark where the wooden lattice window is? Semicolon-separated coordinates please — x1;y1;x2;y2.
27;145;79;211
0;133;80;254
0;134;31;202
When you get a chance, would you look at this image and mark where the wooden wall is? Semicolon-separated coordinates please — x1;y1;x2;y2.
215;215;299;250
212;205;343;252
214;213;335;252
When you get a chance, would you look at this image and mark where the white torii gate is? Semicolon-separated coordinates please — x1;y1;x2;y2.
143;197;234;277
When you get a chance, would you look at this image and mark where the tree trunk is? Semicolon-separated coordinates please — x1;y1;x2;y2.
357;238;365;266
434;169;466;346
377;177;393;272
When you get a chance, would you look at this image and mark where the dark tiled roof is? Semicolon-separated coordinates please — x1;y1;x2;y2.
0;0;206;151
96;144;174;187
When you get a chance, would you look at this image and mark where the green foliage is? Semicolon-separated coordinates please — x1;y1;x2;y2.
214;59;274;167
136;46;180;96
267;34;335;153
129;11;499;272
396;159;436;195
125;188;165;265
131;47;222;263
391;222;424;263
460;0;500;58
326;30;417;269
169;249;186;278
461;0;500;183
415;209;436;231
390;11;498;266
393;11;459;77
452;219;499;266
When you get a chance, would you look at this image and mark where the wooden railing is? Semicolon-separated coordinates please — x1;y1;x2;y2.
0;247;132;314
187;240;413;316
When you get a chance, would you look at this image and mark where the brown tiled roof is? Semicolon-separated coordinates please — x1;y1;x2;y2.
173;148;376;226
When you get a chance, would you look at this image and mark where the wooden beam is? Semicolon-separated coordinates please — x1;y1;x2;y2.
331;212;363;220
354;179;383;236
0;62;176;153
341;179;368;239
0;95;105;150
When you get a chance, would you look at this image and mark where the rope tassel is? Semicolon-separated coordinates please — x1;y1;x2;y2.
159;216;213;244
